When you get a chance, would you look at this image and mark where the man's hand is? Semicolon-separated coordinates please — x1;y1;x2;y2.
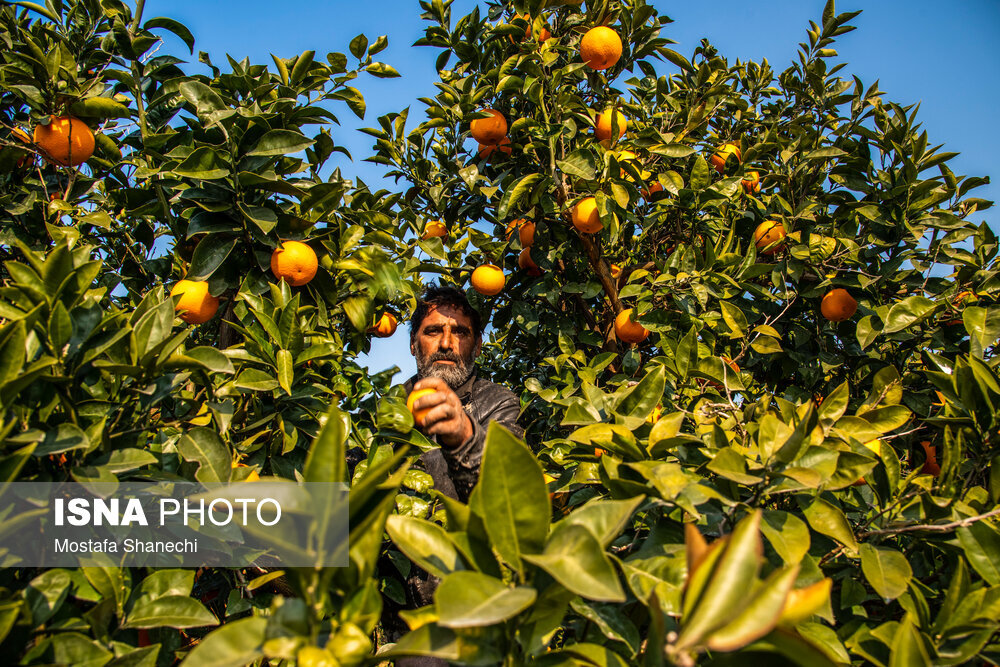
409;377;474;448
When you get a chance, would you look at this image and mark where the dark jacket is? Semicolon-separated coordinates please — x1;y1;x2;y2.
403;369;523;502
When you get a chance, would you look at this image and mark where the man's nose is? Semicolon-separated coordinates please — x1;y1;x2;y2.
439;326;456;350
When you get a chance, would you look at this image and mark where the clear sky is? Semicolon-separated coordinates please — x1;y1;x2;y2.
144;0;1000;383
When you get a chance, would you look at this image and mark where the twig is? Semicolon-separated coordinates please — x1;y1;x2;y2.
859;507;1000;538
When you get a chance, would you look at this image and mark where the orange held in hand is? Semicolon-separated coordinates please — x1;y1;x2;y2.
595;109;627;145
271;240;318;286
753;220;786;255
820;288;857;322
407;388;437;426
33;116;95;167
370;312;398;337
580;26;622;70
170;280;219;325
471;264;505;295
470;109;507;145
708;142;741;174
615;308;649;344
572;197;603;234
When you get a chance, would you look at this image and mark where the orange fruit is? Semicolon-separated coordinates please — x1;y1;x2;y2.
616;149;638;178
615;308;649;344
708;142;741;174
422;220;447;240
512;14;552;42
571;197;603;234
580;26;622;70
518;248;542;276
232;461;260;482
595;447;605;458
471;264;505;295
641;181;665;200
470;109;507;145
820;288;857;322
270;240;318;286
519;221;536;246
33;116;95;167
919;440;940;476
170;280;219;325
505;218;526;240
753;220;786;255
478;136;511;160
610;263;622;280
407;388;437;427
595;109;627;145
742;170;761;193
370;312;398;337
646;404;662;424
721;355;740;374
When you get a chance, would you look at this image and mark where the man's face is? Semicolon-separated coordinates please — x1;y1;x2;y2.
411;304;482;388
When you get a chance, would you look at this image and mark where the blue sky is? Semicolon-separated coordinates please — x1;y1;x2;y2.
145;0;999;382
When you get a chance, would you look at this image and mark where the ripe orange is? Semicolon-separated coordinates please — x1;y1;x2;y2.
478;136;511;160
580;26;622;70
518;248;542;276
742;170;761;194
370;312;398;337
232;461;260;482
610;263;622;280
471;264;505;295
615;308;649;344
270;240;318;286
753;220;786;255
595;109;627;145
170;280;219;325
820;288;857;322
470;109;507;145
512;14;552;42
646;404;662;424
407;388;437;427
708;143;741;174
616;149;638;178
505;218;526;240
422;220;447;240
641;181;665;200
571;197;603;234
919;440;940;476
33;116;95;167
721;355;740;374
519;221;535;246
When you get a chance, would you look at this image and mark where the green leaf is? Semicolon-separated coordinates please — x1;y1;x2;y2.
124;596;217;629
186;235;236;281
957;521;1000;585
173;146;230;180
178;81;227;116
818;381;849;429
497;173;546;219
70;97;131;119
677;510;763;649
558;149;597;180
889;615;932;667
479;422;549;572
145;17;195;53
247;129;314;157
706;565;799;651
882;296;935;334
720;301;748;338
435;571;536;628
176;427;230;484
349;34;369;59
860;544;912;600
289;50;315;85
614;366;665;422
963;306;1000;359
367;62;401;77
180;347;235;374
303;404;349;483
802;498;858;554
178;617;266;667
385;515;465;579
276;349;293;395
761;511;810;564
24;569;70;626
234;368;279;391
689;155;710;190
648;143;695;158
554;496;644;549
42;633;113;667
523;524;625;602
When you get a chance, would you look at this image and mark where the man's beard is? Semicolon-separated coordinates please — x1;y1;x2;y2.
415;348;474;389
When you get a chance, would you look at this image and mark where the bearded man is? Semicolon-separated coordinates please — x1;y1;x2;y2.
402;283;523;501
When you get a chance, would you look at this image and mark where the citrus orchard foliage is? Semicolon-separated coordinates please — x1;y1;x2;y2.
0;0;998;666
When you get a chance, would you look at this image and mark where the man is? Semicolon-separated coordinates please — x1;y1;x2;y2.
389;285;523;667
403;283;523;501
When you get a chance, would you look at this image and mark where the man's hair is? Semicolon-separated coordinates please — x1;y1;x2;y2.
410;284;483;343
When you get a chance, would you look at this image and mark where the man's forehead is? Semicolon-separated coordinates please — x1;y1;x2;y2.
421;304;473;328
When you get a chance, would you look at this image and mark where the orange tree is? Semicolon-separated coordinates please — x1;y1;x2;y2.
365;0;1000;664
1;0;999;665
